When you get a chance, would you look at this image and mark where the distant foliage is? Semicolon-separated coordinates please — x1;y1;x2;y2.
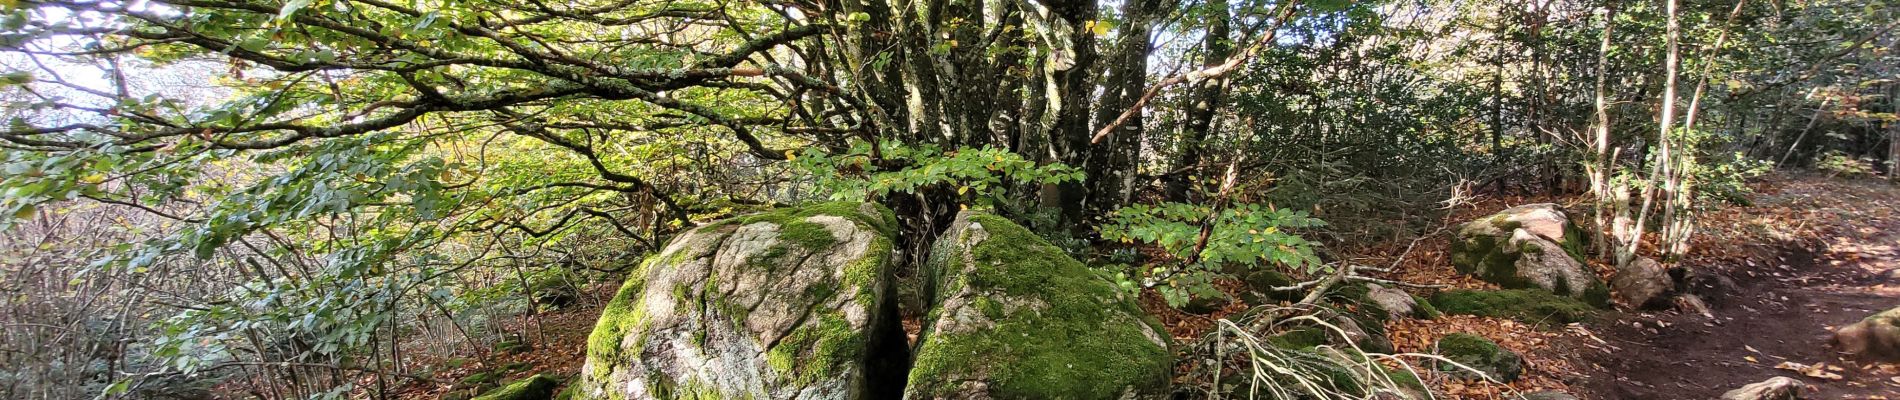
1693;152;1773;206
792;140;1082;205
1098;203;1325;307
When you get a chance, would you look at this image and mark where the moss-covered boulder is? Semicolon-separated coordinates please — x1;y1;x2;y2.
1831;306;1900;361
575;202;907;400
1449;204;1608;306
472;374;561;400
1235;267;1300;306
1429;289;1595;324
1432;333;1522;382
906;211;1172;399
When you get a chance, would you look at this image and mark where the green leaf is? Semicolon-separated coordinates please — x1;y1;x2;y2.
277;0;315;20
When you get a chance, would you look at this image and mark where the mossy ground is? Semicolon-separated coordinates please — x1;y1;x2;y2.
906;213;1171;399
1429;289;1596;325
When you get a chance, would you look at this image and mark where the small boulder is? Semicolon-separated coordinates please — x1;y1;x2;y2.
1831;306;1900;361
1432;333;1523;382
1520;391;1579;400
1236;268;1299;306
1450;204;1608;306
1719;376;1810;400
1364;283;1422;319
906;211;1172;399
1675;294;1715;319
1611;256;1672;309
472;374;560;400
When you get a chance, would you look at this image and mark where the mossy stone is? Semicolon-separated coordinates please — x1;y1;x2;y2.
1235;268;1299;306
472;374;561;400
577;202;902;400
1429;289;1596;325
1450;204;1607;307
1433;334;1522;382
906;212;1172;399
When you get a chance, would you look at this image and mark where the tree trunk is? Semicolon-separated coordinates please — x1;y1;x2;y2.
1168;0;1234;202
1590;0;1617;260
1087;0;1163;218
1620;0;1681;268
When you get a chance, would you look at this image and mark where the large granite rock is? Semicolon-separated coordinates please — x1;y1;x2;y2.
1832;306;1900;361
575;202;906;400
1450;204;1609;306
905;211;1172;399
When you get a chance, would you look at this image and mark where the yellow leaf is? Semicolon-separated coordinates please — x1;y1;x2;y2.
785;150;797;160
1745;356;1758;363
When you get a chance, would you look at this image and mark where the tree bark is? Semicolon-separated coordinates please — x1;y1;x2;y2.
1168;0;1235;202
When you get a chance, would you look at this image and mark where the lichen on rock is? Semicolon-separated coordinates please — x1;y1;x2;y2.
1449;203;1608;306
574;202;905;400
904;211;1173;399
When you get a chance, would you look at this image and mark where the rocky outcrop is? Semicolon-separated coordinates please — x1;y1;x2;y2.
1450;204;1608;306
1611;256;1672;309
575;202;906;400
1432;333;1522;382
1719;376;1809;400
906;211;1172;399
1832;306;1900;361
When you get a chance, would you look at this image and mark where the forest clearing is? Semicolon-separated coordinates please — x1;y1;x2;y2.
2;0;1899;399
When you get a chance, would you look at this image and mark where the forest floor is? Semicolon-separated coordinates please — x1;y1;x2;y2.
1565;174;1900;399
391;173;1900;400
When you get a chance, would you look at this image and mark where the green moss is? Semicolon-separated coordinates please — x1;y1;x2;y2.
1268;327;1331;349
472;374;560;400
1429;289;1596;325
1581;280;1612;308
778;219;839;251
731;201;897;240
1434;333;1522;382
584;255;661;385
462;371;499;386
1412;294;1441;319
1559;219;1592;261
764;311;862;385
907;213;1172;399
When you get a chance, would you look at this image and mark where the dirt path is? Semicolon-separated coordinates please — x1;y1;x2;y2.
1574;178;1900;399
